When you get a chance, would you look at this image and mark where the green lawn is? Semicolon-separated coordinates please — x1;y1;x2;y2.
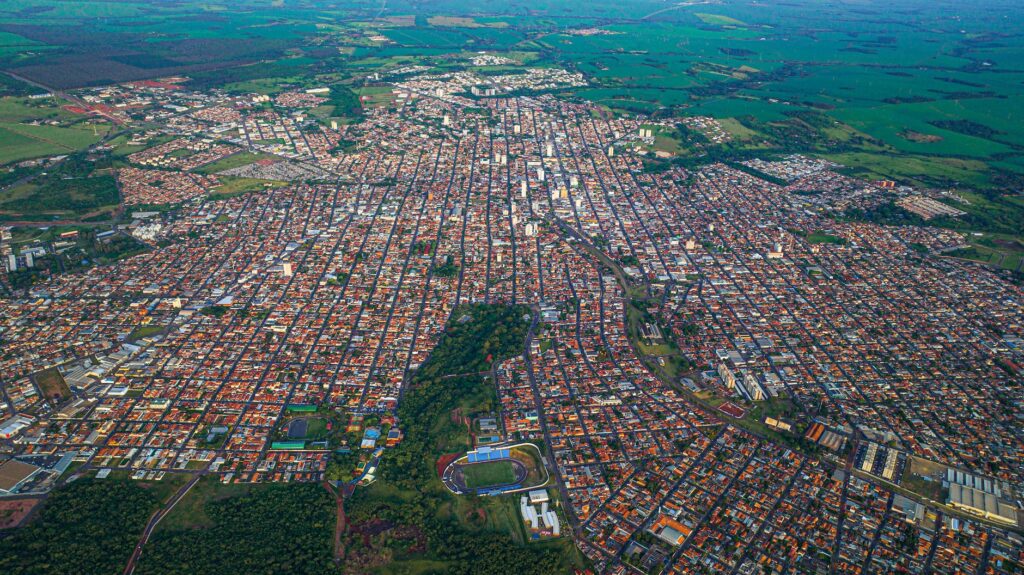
695;13;748;27
377;559;454;575
821;151;992;190
0;97;76;123
139;473;193;506
510;444;547;488
192;152;275;175
718;117;760;141
433;485;540;549
461;460;517;489
305;417;328;439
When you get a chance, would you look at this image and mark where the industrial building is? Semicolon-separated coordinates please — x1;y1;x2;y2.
0;459;41;494
945;469;1020;526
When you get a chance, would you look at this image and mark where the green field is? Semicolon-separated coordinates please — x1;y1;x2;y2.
33;366;70;402
192;151;275;175
207;176;287;200
946;243;1024;273
510;444;548;488
694;13;748;27
127;325;165;342
0;121;107;165
806;231;847;245
0;98;76;122
0;125;63;164
0;0;1020;193
462;460;517;489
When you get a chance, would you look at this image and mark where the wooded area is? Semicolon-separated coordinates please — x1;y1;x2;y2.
0;479;158;575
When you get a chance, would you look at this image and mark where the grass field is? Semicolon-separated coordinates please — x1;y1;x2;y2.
304;417;328;439
694;13;748;27
354;85;397;109
283;416;329;440
109;133;174;158
0;98;77;123
945;243;1024;273
208;176;287;199
822;152;993;190
139;473;193;506
0;121;107;165
461;460;517;489
806;231;846;245
428;16;508;28
718;117;760;141
34;366;70;402
900;457;948;502
0;125;61;164
510;444;548;488
127;325;165;342
440;491;527;542
192;152;275;175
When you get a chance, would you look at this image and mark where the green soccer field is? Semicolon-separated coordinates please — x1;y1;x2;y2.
461;461;517;489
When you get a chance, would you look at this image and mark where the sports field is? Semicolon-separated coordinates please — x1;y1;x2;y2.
461;461;517;489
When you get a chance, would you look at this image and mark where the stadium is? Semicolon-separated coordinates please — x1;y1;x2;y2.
441;444;547;496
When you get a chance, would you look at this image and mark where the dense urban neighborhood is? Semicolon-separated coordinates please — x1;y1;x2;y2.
0;69;1021;574
1;0;1023;573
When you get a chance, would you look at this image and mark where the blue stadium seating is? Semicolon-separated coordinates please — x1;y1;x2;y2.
466;446;510;464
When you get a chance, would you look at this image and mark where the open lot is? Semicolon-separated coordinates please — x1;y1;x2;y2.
0;497;41;529
33;366;69;403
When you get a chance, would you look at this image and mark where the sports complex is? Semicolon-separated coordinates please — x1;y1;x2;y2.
441;443;548;496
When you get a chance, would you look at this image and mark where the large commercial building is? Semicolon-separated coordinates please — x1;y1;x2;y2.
945;469;1020;526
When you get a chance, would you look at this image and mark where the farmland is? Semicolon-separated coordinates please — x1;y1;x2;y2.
0;0;1020;194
